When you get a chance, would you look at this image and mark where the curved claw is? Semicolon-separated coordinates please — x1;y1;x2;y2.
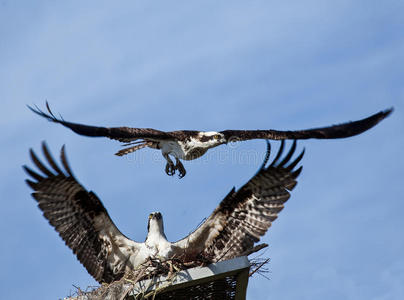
177;166;186;179
176;159;186;179
165;162;176;176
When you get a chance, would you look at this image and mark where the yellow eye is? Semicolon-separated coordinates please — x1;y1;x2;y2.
149;214;153;219
214;134;221;140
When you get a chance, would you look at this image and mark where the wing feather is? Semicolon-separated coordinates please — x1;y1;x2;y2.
24;142;141;283
28;102;174;142
173;140;303;261
42;142;65;174
221;108;392;141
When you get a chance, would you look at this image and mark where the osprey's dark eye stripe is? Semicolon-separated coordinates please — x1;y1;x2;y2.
199;135;213;142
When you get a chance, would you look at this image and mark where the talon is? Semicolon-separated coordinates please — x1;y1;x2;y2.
164;154;176;176
176;160;186;179
165;162;176;176
178;168;186;178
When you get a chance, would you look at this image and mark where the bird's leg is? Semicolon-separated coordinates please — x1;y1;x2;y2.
163;153;176;176
175;158;186;179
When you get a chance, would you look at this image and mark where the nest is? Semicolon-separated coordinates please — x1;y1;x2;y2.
66;248;269;300
65;255;211;300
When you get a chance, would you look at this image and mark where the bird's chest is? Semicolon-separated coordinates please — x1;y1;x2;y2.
179;140;209;160
160;140;208;160
145;236;173;258
183;146;208;160
160;141;186;159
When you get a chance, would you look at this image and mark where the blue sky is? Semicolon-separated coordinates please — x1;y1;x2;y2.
1;1;403;299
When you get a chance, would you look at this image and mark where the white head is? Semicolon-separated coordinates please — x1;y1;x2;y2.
147;212;165;237
197;131;227;148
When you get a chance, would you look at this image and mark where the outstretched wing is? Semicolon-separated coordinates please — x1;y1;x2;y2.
221;108;392;142
173;140;303;261
28;102;174;143
24;142;142;283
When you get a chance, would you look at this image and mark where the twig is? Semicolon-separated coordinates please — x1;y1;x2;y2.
249;257;270;277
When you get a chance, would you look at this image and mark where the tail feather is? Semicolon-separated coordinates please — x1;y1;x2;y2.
115;142;151;156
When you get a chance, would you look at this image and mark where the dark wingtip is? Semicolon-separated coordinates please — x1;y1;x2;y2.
22;164;31;175
27;103;44;116
41;141;65;175
27;101;61;122
286;147;305;171
60;144;74;177
382;107;394;118
26;104;36;113
22;165;41;182
269;140;285;167
44;101;60;120
25;179;37;190
328;108;394;139
372;107;394;124
278;140;297;167
41;140;48;150
292;165;303;178
258;141;271;171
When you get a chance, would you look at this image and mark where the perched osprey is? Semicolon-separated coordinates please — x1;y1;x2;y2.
24;141;303;283
28;103;391;178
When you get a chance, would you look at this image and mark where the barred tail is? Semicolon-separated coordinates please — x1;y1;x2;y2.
115;142;152;156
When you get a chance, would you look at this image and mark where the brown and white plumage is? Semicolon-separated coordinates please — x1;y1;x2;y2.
24;143;140;283
25;141;302;283
28;102;391;178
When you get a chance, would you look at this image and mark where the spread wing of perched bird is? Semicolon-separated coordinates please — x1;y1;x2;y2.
28;102;391;178
24;140;303;283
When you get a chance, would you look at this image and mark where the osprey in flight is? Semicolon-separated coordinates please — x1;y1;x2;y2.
28;103;392;178
24;141;303;283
